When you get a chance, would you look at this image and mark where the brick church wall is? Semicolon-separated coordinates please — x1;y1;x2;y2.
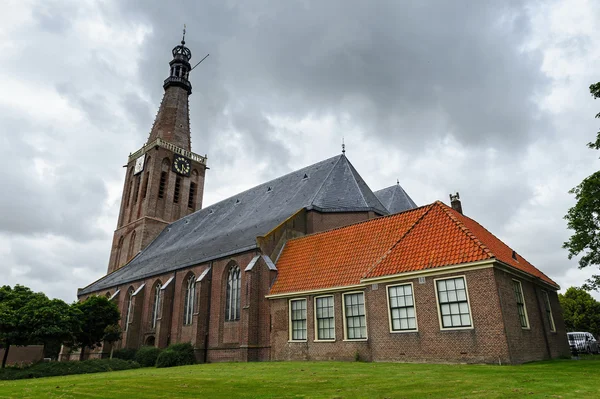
270;267;567;364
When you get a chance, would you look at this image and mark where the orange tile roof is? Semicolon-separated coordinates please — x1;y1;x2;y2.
269;201;557;295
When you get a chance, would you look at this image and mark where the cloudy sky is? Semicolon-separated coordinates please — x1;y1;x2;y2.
1;0;599;302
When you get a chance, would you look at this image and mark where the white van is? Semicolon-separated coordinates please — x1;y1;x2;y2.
567;332;599;354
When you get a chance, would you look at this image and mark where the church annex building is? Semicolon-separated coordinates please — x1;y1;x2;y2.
70;37;570;364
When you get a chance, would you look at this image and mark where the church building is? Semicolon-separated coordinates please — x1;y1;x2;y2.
73;37;570;364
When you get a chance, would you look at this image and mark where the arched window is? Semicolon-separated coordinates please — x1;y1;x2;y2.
226;265;241;321
127;231;137;261
183;275;195;325
151;282;162;329
115;236;124;268
125;288;134;332
158;158;170;199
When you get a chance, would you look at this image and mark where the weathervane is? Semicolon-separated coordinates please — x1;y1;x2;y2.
182;24;186;44
342;137;346;154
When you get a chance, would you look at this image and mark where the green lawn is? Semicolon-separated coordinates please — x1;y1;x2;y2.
1;358;599;399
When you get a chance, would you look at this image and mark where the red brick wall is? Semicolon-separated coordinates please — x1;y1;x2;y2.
494;269;570;362
306;211;376;234
270;267;566;364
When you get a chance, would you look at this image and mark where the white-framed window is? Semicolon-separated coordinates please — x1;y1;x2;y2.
183;274;195;325
290;299;307;341
343;292;367;340
226;265;241;321
542;291;556;332
315;296;335;341
125;287;134;332
435;276;472;329
512;280;530;329
151;282;162;329
387;283;417;332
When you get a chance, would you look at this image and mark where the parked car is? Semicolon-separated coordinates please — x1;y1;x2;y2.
567;332;599;354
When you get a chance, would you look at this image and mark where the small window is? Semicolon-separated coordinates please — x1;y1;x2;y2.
173;176;181;203
542;291;556;332
344;292;367;340
512;280;529;329
436;277;471;329
183;275;195;325
125;288;134;332
315;296;335;340
151;282;162;329
188;182;196;209
290;299;307;341
388;284;417;331
158;171;167;199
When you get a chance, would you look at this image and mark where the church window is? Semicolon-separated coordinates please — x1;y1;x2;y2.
183;275;195;325
512;280;529;329
133;174;141;204
388;283;417;332
225;265;241;321
158;172;167;199
343;292;367;340
142;172;149;199
125;288;134;332
151;282;162;329
542;291;556;332
436;276;472;329
315;296;335;340
127;231;137;261
125;180;133;207
174;176;181;203
188;182;196;209
290;299;307;341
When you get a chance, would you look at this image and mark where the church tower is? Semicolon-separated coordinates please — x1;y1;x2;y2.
107;34;207;274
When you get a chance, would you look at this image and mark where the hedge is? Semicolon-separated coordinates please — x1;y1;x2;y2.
0;358;140;380
134;346;162;367
156;342;196;368
111;348;137;361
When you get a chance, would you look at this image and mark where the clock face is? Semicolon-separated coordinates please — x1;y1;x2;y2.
172;155;191;176
133;154;145;175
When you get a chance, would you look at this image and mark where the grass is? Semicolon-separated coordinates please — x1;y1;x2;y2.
1;357;599;399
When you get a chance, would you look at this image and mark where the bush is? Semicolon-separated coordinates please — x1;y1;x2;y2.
0;358;139;380
155;342;196;368
135;346;162;367
112;348;137;361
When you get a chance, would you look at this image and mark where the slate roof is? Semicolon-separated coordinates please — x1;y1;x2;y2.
374;183;417;214
80;154;388;295
269;201;557;296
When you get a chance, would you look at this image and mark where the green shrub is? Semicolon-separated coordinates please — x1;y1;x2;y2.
0;358;139;380
112;348;137;361
155;342;196;368
135;346;162;367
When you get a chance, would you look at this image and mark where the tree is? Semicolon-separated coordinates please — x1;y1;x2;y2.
563;82;600;289
559;287;600;337
72;296;121;360
0;285;76;368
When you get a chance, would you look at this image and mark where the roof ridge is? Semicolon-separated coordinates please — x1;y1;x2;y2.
285;202;435;244
345;157;368;207
362;203;436;278
434;201;495;258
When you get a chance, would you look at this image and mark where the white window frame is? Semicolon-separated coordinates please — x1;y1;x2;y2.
542;290;556;332
125;287;134;332
342;291;368;341
289;298;308;342
434;275;474;331
314;295;335;342
512;279;530;329
183;275;196;326
386;282;418;333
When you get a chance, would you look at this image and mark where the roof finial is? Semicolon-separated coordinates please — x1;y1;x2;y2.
182;23;186;45
342;137;346;154
397;178;399;185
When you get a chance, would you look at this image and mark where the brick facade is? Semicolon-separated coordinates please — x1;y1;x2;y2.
269;266;570;364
